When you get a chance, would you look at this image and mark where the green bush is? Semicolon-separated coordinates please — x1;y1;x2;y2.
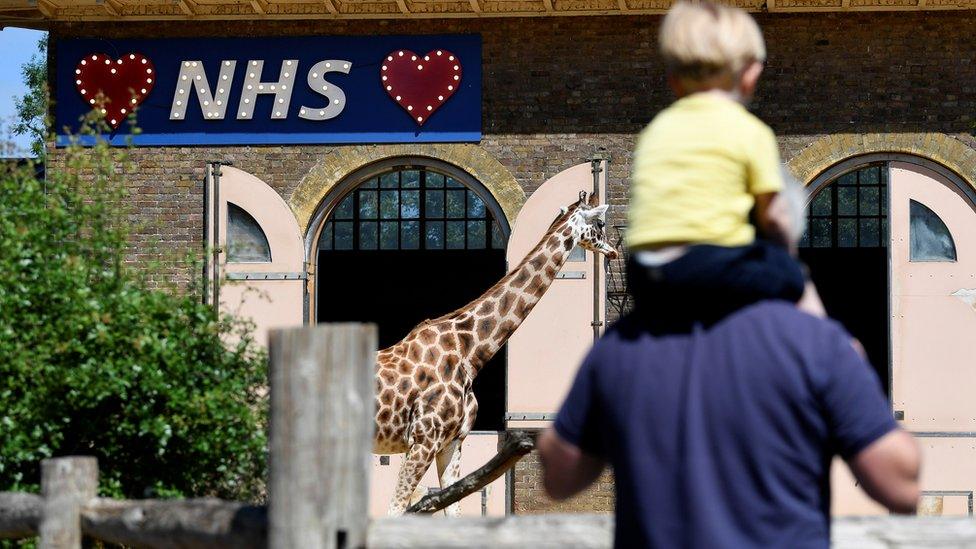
0;125;267;501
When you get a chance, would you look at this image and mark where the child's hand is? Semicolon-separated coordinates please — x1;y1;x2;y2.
798;280;827;319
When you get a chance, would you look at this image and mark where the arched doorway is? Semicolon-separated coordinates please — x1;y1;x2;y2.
799;161;890;393
814;154;976;517
800;154;976;401
312;159;509;432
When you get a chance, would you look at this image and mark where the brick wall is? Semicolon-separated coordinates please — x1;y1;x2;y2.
47;11;976;510
513;447;616;514
48;12;976;287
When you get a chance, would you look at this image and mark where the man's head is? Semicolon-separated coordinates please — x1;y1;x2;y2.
659;1;766;100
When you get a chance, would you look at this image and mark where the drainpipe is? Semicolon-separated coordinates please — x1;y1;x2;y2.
590;149;609;342
202;164;211;306
206;160;233;314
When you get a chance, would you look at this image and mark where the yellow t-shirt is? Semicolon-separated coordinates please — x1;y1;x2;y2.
626;93;784;249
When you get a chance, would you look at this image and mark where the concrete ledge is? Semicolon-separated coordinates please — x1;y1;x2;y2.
833;516;976;548
368;515;976;548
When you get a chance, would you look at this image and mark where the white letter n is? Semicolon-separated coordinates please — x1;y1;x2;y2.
170;60;237;121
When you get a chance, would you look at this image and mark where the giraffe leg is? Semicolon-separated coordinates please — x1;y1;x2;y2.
408;484;428;507
435;438;464;517
388;443;435;516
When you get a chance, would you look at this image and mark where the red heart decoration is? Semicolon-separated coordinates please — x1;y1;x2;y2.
381;49;462;127
75;53;156;129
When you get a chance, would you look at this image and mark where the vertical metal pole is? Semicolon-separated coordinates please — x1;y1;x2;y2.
212;163;222;315
590;152;607;342
202;164;212;306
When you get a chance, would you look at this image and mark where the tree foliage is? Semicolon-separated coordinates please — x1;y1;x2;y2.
13;34;49;159
0;119;268;501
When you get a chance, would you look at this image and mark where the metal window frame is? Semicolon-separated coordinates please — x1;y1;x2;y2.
318;168;503;252
304;157;513;260
802;163;888;249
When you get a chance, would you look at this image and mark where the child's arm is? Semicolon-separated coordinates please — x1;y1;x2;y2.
749;125;794;248
754;192;793;249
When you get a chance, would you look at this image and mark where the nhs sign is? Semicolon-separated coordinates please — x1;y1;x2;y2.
55;35;481;146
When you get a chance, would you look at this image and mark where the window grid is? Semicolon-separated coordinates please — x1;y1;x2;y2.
801;164;888;249
319;168;507;251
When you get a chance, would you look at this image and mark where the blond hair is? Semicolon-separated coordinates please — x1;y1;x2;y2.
659;1;766;87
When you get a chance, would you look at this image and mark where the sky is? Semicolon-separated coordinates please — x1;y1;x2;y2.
0;27;46;157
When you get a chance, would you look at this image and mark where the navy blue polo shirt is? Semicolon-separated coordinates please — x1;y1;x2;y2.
554;301;897;549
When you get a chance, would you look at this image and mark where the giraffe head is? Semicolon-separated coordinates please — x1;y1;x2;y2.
560;192;619;260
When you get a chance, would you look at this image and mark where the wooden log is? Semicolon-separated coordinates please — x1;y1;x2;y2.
39;456;98;549
0;492;42;538
368;514;614;548
269;324;376;549
81;498;266;549
406;431;535;514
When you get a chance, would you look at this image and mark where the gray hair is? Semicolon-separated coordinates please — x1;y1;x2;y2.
778;165;808;245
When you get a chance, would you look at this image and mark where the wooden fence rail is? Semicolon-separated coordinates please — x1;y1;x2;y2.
1;490;265;548
4;324;976;548
7;493;976;549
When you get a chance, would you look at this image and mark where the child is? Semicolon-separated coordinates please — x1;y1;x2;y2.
626;0;822;328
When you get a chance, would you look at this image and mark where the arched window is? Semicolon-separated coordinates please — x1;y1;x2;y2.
910;199;956;262
801;163;888;249
226;202;272;263
318;168;507;252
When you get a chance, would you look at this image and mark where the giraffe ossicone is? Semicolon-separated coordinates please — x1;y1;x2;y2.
373;192;617;516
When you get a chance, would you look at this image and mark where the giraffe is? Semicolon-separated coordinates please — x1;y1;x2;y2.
373;191;618;516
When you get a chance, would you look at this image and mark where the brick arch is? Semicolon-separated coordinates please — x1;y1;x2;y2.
787;133;976;192
289;144;526;236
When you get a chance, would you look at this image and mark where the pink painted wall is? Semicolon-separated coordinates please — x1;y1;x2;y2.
506;161;608;429
889;162;976;431
833;160;976;516
216;167;305;346
368;433;507;517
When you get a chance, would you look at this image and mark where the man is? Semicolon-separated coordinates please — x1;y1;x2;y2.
538;301;920;548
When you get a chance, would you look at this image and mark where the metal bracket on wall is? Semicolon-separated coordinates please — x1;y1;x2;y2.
556;271;586;280
225;272;308;281
505;412;556;421
920;490;974;516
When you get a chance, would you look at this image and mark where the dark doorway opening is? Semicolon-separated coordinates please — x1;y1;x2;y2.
316;166;508;431
799;163;889;395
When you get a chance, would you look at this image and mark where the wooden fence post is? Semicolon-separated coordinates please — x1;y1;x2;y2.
269;324;376;549
39;457;98;549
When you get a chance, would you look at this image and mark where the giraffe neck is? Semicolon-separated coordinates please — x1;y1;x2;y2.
456;215;578;378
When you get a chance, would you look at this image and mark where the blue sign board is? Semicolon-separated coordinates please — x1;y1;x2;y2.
55;35;481;146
